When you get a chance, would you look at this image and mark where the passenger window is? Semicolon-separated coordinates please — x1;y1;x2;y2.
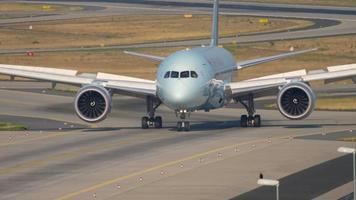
171;71;179;78
180;71;189;78
191;71;198;78
164;71;170;78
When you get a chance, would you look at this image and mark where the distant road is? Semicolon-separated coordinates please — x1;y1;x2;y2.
0;0;356;54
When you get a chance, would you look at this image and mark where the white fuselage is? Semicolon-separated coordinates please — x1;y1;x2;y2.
156;46;236;111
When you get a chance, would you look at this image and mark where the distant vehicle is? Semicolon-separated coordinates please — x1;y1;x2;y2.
1;0;356;131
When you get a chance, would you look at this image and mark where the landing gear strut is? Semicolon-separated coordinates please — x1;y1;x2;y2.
176;110;191;131
236;94;261;127
141;96;162;129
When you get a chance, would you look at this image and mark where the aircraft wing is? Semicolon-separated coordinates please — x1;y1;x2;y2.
0;64;156;96
228;63;356;98
236;48;317;70
124;51;165;62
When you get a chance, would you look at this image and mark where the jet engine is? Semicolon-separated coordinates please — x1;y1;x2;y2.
74;85;112;123
205;80;226;109
277;82;315;120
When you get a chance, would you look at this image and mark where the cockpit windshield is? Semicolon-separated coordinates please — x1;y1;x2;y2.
163;70;198;79
191;71;198;78
171;71;179;78
164;71;170;78
180;71;189;78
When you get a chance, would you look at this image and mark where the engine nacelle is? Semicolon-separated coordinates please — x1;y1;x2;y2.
277;82;316;120
205;80;226;109
74;85;112;123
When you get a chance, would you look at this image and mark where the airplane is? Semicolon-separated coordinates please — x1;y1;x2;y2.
1;0;356;131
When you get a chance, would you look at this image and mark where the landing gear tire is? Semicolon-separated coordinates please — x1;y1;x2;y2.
177;121;190;132
184;122;190;132
240;115;261;127
254;115;261;127
154;116;163;128
177;122;182;131
240;115;248;128
141;117;149;129
141;116;163;129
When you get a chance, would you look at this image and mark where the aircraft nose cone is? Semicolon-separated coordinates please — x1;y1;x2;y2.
159;82;207;109
169;89;191;106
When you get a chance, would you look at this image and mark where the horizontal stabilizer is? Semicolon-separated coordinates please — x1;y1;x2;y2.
237;48;317;69
124;51;165;62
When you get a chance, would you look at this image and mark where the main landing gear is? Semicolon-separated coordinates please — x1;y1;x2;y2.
176;110;191;132
236;94;261;128
141;96;162;129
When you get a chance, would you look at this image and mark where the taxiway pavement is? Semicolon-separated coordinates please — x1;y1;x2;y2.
0;82;355;199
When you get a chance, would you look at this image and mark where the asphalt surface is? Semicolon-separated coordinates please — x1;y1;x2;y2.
0;81;355;199
0;0;356;54
0;115;86;131
232;154;353;200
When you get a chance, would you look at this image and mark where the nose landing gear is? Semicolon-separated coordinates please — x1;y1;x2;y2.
176;110;191;131
141;96;162;129
177;121;190;132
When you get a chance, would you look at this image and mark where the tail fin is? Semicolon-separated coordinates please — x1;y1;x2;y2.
210;0;219;47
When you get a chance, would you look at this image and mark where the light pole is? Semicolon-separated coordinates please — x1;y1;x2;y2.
257;178;280;200
338;147;355;200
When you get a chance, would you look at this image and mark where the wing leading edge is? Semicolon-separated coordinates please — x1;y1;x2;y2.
228;63;356;98
0;64;156;97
